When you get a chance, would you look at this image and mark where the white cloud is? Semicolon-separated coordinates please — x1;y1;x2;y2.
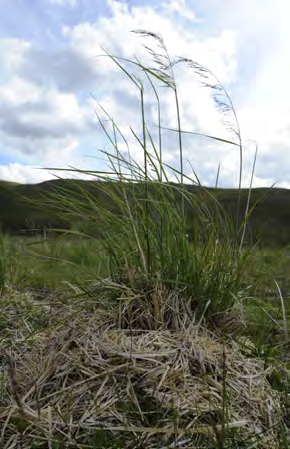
0;0;239;185
162;0;203;22
60;1;238;175
0;76;96;142
1;0;289;187
48;0;77;7
0;38;31;75
0;163;53;184
0;161;95;184
63;2;236;83
0;135;97;183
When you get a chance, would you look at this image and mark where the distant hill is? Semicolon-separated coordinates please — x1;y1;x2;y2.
0;179;289;247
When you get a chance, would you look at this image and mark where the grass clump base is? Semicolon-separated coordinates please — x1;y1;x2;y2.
0;293;286;449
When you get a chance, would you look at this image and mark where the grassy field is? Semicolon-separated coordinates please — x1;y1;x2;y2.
0;234;107;291
1;232;289;301
1;30;290;448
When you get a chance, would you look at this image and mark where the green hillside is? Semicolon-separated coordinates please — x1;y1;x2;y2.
0;179;289;247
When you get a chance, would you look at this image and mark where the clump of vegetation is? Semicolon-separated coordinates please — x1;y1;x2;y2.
0;30;289;448
44;30;254;324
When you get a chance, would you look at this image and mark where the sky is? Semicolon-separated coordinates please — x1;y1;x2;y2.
0;0;289;188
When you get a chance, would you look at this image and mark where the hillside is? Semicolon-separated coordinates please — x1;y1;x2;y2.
0;179;289;247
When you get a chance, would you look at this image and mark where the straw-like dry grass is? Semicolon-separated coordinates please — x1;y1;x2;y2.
0;289;287;448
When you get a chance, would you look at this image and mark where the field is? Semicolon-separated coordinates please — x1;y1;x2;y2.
1;233;290;305
1;31;290;448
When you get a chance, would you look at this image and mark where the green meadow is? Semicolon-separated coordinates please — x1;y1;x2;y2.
0;31;290;448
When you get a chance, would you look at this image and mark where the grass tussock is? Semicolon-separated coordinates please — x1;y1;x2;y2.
0;30;289;448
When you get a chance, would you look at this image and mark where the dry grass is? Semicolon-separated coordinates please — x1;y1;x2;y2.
0;289;286;448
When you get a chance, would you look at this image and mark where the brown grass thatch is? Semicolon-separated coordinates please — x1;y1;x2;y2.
0;289;286;448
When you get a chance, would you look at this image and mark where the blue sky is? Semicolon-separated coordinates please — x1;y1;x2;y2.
0;0;289;187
